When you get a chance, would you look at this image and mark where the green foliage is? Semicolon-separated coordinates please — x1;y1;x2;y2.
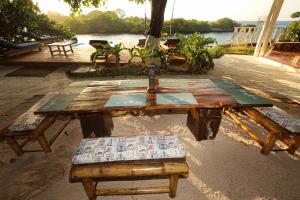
153;49;168;69
103;43;124;63
163;18;211;33
48;10;239;35
177;33;215;72
291;11;300;19
0;0;74;41
280;20;300;42
90;49;105;65
210;18;240;30
243;24;256;27
63;0;145;13
29;14;74;39
135;48;155;64
209;45;225;58
126;47;139;66
221;45;255;55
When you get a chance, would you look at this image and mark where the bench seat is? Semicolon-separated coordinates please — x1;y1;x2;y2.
8;93;57;132
1;93;72;156
225;107;300;155
70;134;188;199
72;134;185;164
254;106;300;134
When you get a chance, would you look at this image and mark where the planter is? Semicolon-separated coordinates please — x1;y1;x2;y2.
273;42;300;52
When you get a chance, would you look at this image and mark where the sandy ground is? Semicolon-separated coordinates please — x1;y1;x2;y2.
0;55;299;200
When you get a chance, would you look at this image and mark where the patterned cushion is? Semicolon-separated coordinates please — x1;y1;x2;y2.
8;93;58;132
72;134;185;165
255;107;300;134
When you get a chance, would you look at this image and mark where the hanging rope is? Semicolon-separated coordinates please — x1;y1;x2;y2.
144;0;147;33
169;0;176;37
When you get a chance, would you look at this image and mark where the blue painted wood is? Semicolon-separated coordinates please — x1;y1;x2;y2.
37;93;80;113
104;94;147;107
156;93;198;105
212;79;272;106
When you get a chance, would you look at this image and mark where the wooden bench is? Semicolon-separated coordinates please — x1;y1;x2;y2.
69;135;189;199
0;93;73;156
225;106;300;155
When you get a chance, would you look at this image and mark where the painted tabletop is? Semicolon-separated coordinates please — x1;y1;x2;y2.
36;79;271;115
211;79;272;107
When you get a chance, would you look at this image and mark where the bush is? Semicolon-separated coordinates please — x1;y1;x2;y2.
280;20;300;42
177;33;215;72
209;45;225;58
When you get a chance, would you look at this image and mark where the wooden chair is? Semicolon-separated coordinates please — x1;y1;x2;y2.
69;135;189;200
0;93;73;156
225;107;300;155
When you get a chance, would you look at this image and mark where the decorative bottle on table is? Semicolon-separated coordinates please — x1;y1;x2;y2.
147;65;158;104
147;65;158;93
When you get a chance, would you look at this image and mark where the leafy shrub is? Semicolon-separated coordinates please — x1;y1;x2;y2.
209;45;225;58
103;43;124;63
126;47;139;66
177;33;215;72
135;48;155;65
90;49;105;65
280;20;300;42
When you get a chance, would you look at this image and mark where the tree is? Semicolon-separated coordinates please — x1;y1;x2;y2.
210;17;240;30
115;8;126;19
63;0;168;49
0;0;74;41
291;11;300;19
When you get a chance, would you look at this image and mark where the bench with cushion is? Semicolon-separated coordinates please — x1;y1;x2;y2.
69;134;189;200
0;93;72;156
0;38;42;57
225;106;300;155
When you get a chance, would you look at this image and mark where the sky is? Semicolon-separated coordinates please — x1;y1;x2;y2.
33;0;300;21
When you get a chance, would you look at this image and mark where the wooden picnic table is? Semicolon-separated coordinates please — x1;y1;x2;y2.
35;79;272;140
48;41;74;56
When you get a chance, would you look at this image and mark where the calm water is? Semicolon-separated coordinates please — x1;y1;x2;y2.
76;21;291;47
76;32;233;47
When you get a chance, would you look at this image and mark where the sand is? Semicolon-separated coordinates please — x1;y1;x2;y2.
0;55;299;200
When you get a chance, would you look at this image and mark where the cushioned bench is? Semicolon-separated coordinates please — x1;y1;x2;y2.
0;93;72;156
69;134;189;199
225;106;300;155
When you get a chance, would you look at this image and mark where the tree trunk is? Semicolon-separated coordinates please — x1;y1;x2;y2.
145;0;168;50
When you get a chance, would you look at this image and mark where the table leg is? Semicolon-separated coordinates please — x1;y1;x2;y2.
48;46;53;56
70;44;74;53
58;46;61;53
79;113;114;138
187;108;223;141
62;46;67;56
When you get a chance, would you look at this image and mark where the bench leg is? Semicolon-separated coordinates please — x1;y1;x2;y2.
169;175;179;198
37;132;51;153
288;135;300;154
261;132;278;155
7;137;24;156
82;178;96;200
